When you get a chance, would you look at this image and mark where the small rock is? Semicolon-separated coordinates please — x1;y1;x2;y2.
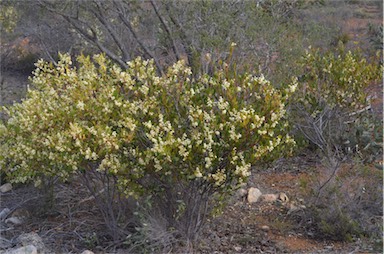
5;217;23;225
237;188;248;198
81;251;95;254
0;183;12;193
260;194;278;203
3;245;37;254
0;208;11;220
11;209;30;220
233;246;242;252
261;225;270;231
278;192;289;203
247;187;262;203
17;233;45;253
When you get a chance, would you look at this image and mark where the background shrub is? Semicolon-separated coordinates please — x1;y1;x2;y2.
289;40;383;251
291;44;382;156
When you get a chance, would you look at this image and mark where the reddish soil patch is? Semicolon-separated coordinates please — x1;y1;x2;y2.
271;235;325;252
257;171;311;194
342;3;382;47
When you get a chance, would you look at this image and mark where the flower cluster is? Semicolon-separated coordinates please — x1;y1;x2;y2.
0;53;295;196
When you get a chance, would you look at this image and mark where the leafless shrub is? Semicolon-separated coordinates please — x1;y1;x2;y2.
127;179;213;252
78;169;137;242
300;162;383;247
292;104;383;247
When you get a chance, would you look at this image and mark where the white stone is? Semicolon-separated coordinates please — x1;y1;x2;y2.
5;217;23;225
0;208;11;220
3;245;37;254
233;246;242;252
81;251;95;254
0;183;12;193
247;187;262;203
260;194;278;203
278;192;289;203
261;225;270;231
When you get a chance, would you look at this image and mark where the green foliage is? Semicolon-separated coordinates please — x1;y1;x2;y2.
83;232;99;249
342;113;383;163
296;44;382;112
331;33;350;47
0;2;18;34
317;209;361;242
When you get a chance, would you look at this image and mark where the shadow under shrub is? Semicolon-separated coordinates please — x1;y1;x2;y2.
0;53;295;250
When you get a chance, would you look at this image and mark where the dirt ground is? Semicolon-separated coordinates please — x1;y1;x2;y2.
200;158;382;254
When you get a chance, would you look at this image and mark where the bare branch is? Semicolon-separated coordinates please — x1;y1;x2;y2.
164;1;194;66
112;0;164;74
38;0;128;68
90;0;130;62
149;0;181;62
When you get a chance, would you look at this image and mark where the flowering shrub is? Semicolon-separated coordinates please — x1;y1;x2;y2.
0;53;295;242
291;45;382;155
296;44;382;113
